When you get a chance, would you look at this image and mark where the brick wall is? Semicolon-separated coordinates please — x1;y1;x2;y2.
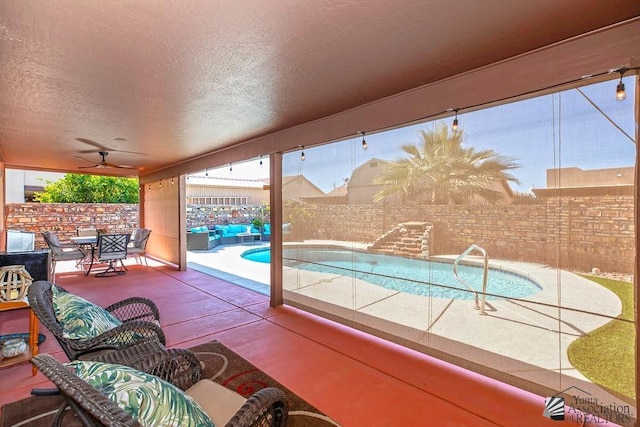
6;203;139;248
8;196;634;274
306;195;634;274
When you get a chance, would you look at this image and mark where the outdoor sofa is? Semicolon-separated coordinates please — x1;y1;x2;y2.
213;224;261;244
261;223;271;241
187;226;220;250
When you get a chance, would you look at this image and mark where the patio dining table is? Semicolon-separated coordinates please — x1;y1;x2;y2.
70;236;97;275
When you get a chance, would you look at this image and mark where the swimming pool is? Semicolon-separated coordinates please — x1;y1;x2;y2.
242;247;542;300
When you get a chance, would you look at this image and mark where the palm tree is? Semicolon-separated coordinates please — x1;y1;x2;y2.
374;124;519;204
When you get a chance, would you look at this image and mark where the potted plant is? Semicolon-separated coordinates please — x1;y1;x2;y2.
251;218;264;233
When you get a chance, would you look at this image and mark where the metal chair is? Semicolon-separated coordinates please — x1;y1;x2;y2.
76;228;98;237
95;233;130;277
77;228;107;236
41;231;86;279
128;228;151;266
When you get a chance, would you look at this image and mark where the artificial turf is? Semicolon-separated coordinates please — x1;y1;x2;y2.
567;275;635;400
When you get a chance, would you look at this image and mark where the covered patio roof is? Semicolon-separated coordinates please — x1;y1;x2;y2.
0;1;638;179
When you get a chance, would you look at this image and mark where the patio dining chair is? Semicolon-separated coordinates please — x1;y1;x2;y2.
32;353;289;427
42;231;86;279
76;228;98;237
95;233;130;277
128;228;151;266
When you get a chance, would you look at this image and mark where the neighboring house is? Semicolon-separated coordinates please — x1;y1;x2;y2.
302;183;347;205
533;166;634;197
475;179;515;205
347;158;401;205
282;175;325;201
326;183;348;197
5;169;66;203
345;158;513;205
186;175;269;206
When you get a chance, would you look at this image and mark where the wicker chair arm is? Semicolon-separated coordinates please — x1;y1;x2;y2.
144;348;203;391
93;343;203;391
227;387;289;427
31;354;143;427
139;348;202;390
65;320;166;354
105;297;161;323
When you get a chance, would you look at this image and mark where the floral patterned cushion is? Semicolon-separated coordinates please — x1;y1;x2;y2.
52;286;122;339
68;360;214;427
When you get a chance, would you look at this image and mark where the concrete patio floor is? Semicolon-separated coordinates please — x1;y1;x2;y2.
187;240;630;414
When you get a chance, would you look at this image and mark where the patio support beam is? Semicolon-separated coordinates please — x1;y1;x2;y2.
0;162;5;251
270;152;283;307
634;73;639;415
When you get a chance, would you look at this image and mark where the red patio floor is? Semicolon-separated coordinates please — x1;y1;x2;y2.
0;264;575;426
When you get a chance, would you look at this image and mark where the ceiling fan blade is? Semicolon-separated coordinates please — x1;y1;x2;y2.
76;137;146;155
103;162;137;169
75;155;97;164
78;148;145;155
75;138;107;149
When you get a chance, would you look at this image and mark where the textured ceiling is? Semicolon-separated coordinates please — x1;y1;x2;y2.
1;0;639;177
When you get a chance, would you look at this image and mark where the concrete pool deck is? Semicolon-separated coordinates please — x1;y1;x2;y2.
187;240;629;412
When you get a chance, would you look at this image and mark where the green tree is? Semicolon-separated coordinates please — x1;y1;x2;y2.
374;124;519;204
34;174;139;203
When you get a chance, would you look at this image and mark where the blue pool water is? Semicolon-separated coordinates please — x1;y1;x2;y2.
242;247;541;300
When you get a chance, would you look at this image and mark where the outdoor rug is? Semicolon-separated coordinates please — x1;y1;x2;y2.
1;340;340;426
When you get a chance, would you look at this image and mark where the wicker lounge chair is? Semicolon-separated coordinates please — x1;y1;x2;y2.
27;280;165;361
32;353;289;427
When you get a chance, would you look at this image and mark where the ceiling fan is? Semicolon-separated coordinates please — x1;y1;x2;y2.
76;151;137;169
75;137;145;155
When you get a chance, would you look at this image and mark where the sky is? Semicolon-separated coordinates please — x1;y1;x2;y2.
199;77;636;194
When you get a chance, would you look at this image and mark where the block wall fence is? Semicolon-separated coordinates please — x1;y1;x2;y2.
304;195;635;274
5;194;634;274
5;203;140;248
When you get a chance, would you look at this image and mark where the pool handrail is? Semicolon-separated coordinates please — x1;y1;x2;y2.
453;244;489;315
